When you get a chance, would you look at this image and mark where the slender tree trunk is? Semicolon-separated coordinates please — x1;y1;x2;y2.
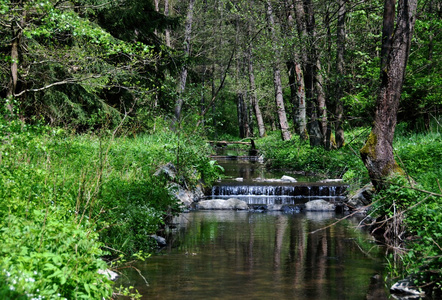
293;0;322;146
247;41;266;137
165;0;171;48
304;0;328;147
174;0;195;125
283;0;307;139
287;60;307;139
360;0;417;190
266;0;291;141
237;92;252;138
335;0;346;148
6;10;25;115
315;59;329;148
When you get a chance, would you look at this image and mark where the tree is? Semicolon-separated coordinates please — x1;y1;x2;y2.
334;0;346;148
0;1;161;129
173;0;195;126
266;0;291;141
293;0;323;146
247;27;266;138
360;0;418;190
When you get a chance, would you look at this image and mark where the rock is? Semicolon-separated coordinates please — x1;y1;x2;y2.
319;179;343;183
281;175;297;182
170;182;204;208
305;199;336;211
150;234;167;246
197;198;249;210
390;278;425;297
154;162;177;180
234;177;244;182
250;205;267;212
98;269;119;281
282;205;302;213
346;183;375;211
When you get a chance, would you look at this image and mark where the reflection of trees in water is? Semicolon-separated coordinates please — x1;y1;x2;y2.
153;212;388;299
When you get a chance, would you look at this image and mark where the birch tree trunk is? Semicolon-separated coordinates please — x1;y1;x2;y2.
173;0;195;125
360;0;417;190
266;0;291;141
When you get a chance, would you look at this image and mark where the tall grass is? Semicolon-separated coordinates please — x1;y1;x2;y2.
0;119;221;298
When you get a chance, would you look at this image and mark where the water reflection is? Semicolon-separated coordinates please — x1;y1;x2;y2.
119;211;390;300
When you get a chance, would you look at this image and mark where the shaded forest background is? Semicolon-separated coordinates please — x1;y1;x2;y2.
1;0;440;140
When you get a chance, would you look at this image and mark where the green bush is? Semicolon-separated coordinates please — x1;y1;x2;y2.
0;117;221;297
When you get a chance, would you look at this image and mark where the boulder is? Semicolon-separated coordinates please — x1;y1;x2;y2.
150;234;167;247
98;269;119;281
390;278;425;297
346;183;375;211
197;198;248;210
154;162;177;180
281;175;297;182
170;182;204;208
305;199;336;211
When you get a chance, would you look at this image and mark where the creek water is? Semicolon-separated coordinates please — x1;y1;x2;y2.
118;156;392;299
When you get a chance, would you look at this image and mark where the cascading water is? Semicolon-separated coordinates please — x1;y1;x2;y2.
206;154;347;210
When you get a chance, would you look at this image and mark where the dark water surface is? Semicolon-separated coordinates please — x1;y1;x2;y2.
120;211;389;300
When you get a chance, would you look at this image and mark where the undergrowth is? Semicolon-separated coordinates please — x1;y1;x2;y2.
0;118;221;298
259;127;442;294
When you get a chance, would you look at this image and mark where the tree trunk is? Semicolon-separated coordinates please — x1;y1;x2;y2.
283;0;307;140
293;0;322;146
237;92;252;138
6;9;25;115
335;0;346;148
165;0;171;48
173;0;195;125
360;0;417;190
287;60;307;139
266;0;291;141
247;40;266;137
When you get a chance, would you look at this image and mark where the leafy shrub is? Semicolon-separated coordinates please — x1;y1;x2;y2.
0;117;220;297
0;212;113;300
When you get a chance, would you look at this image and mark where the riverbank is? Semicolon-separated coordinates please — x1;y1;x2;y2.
0;121;222;299
257;128;442;296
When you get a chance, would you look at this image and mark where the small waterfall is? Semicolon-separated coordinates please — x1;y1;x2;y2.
206;148;347;209
209;182;347;206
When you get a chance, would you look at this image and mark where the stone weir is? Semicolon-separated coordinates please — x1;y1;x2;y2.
204;181;348;211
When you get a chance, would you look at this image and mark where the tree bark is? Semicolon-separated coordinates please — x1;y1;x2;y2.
283;0;307;140
267;0;291;141
6;8;25;115
335;0;346;148
287;60;307;139
247;40;266;138
360;0;417;190
293;0;322;146
165;0;171;48
237;92;252;138
173;0;195;125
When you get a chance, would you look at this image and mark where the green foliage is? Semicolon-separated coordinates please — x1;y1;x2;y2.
258;129;368;181
0;117;220;297
0;212;113;300
365;131;442;292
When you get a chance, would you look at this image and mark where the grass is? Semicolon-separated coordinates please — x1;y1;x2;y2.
0;119;222;298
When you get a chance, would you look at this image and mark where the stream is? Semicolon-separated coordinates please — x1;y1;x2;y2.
117;154;392;299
